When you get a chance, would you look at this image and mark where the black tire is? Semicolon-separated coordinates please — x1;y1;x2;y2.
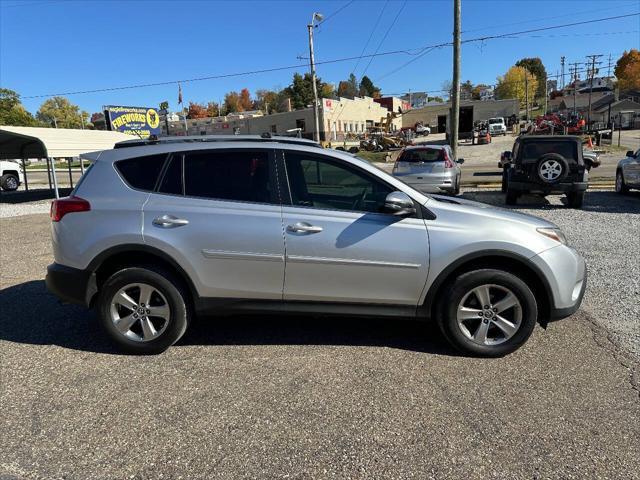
348;146;359;154
501;168;508;193
536;153;568;184
505;188;518;205
97;266;190;354
567;190;584;208
616;170;629;194
454;175;461;195
1;174;19;191
436;269;538;357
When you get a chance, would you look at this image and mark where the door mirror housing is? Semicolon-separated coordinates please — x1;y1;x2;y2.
457;158;465;164
626;150;635;158
384;191;416;216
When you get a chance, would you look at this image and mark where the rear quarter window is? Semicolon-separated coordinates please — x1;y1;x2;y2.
115;154;168;191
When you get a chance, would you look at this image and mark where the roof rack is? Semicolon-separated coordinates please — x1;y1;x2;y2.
114;133;321;149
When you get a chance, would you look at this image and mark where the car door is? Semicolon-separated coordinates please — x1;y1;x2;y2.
143;148;285;300
279;149;430;305
627;149;640;186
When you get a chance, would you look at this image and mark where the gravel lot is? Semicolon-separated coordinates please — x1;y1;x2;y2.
1;191;639;479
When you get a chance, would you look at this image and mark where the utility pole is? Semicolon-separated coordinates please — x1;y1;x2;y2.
607;53;612;77
560;56;566;89
450;0;461;158
586;54;603;128
524;72;529;121
308;12;323;143
571;62;580;117
544;73;548;115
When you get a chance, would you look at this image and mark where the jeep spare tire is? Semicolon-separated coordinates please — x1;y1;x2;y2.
536;153;568;184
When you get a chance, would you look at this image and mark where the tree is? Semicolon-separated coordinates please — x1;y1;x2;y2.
223;91;242;113
254;89;286;114
515;57;547;99
471;84;489;100
337;73;359;98
0;88;39;126
282;72;327;110
495;66;538;108
36;96;88;128
187;102;208;119
320;83;335;99
206;101;220;117
615;49;640;90
428;96;444;103
359;75;381;98
461;80;474;99
239;88;253;111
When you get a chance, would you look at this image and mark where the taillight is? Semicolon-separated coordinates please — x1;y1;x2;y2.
443;150;454;168
50;196;91;222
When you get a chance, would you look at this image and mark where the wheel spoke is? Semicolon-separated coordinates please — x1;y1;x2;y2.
473;286;491;308
140;317;157;340
114;314;138;333
473;320;490;344
116;291;138;311
493;292;518;314
493;315;518;338
138;284;154;306
148;304;170;320
458;306;482;321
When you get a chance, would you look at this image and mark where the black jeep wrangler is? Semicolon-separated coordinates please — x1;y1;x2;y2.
500;135;598;208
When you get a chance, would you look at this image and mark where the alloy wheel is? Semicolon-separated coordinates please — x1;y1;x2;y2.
5;176;18;190
539;160;563;181
456;284;522;346
109;283;170;342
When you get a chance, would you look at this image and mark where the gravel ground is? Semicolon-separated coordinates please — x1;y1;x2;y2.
460;189;640;361
0;200;50;218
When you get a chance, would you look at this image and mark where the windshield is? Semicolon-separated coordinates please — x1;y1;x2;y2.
488;119;502;124
397;148;443;163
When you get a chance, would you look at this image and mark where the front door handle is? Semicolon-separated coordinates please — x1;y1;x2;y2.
152;214;189;228
286;222;323;234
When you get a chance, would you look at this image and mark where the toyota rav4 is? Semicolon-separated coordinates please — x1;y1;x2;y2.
46;135;586;357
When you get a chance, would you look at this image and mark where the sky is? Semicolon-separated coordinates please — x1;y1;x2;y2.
1;0;639;116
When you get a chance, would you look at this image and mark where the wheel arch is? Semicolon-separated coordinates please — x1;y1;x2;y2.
421;250;553;325
86;244;197;309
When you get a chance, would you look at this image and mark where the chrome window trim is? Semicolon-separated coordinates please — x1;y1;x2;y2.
202;249;284;262
286;255;421;269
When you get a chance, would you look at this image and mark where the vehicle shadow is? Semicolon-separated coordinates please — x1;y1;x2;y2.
0;280;457;357
460;190;640;214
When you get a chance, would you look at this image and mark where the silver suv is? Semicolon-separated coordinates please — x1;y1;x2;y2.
46;135;586;357
392;145;463;194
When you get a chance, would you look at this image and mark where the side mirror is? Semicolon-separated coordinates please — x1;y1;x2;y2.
457;158;465;164
626;150;635;158
384;191;416;216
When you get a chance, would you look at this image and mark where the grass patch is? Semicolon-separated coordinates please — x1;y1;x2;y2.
355;151;390;163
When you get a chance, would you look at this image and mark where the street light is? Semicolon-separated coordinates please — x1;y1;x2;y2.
308;12;323;142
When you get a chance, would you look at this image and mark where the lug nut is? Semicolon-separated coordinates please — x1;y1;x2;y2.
483;305;489;309
140;303;145;307
483;319;489;324
133;313;138;318
478;312;483;317
146;309;150;314
493;307;498;312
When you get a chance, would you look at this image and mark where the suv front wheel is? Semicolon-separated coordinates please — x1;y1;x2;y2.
437;269;538;357
97;266;190;354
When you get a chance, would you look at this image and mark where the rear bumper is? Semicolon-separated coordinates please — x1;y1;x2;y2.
46;263;96;306
508;180;588;193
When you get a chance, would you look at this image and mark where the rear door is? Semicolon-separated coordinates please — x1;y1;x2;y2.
393;148;445;187
142;148;285;300
627;149;640;186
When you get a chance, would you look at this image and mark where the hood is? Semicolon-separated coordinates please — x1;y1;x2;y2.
426;194;557;229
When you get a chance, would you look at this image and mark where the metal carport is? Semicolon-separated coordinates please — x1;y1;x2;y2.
0;126;133;198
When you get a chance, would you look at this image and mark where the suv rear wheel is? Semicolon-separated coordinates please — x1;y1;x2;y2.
97;266;190;354
437;269;538;357
616;170;629;194
1;173;19;191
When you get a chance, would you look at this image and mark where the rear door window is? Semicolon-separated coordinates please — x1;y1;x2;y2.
183;150;274;204
398;149;443;163
115;154;167;191
158;155;183;195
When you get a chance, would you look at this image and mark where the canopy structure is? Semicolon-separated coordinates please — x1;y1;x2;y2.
0;126;133;198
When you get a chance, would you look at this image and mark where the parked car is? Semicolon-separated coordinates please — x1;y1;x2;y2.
616;148;640;193
488;117;507;136
46;134;586;357
415;123;431;136
500;135;599;208
0;160;25;191
392;145;463;195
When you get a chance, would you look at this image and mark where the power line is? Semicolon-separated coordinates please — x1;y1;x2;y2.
360;0;407;76
21;12;639;99
317;0;355;26
351;0;389;76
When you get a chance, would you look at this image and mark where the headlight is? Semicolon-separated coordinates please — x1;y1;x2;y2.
537;227;567;245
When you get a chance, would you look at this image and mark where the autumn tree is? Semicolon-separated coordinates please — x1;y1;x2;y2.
187;102;208;119
36;96;88;128
206;101;220;117
337;73;359;98
254;89;286;114
239;88;253;111
0;88;39;126
515;57;547;98
495;66;538;108
320;83;335;99
224;91;242;113
615;49;640;90
471;84;489;100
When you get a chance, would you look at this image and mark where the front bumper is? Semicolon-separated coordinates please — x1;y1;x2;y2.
46;263;96;306
530;246;587;321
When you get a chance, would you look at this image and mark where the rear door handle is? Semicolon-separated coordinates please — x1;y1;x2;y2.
286;222;323;234
152;214;189;228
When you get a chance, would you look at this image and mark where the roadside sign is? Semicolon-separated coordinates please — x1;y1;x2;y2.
104;106;161;138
